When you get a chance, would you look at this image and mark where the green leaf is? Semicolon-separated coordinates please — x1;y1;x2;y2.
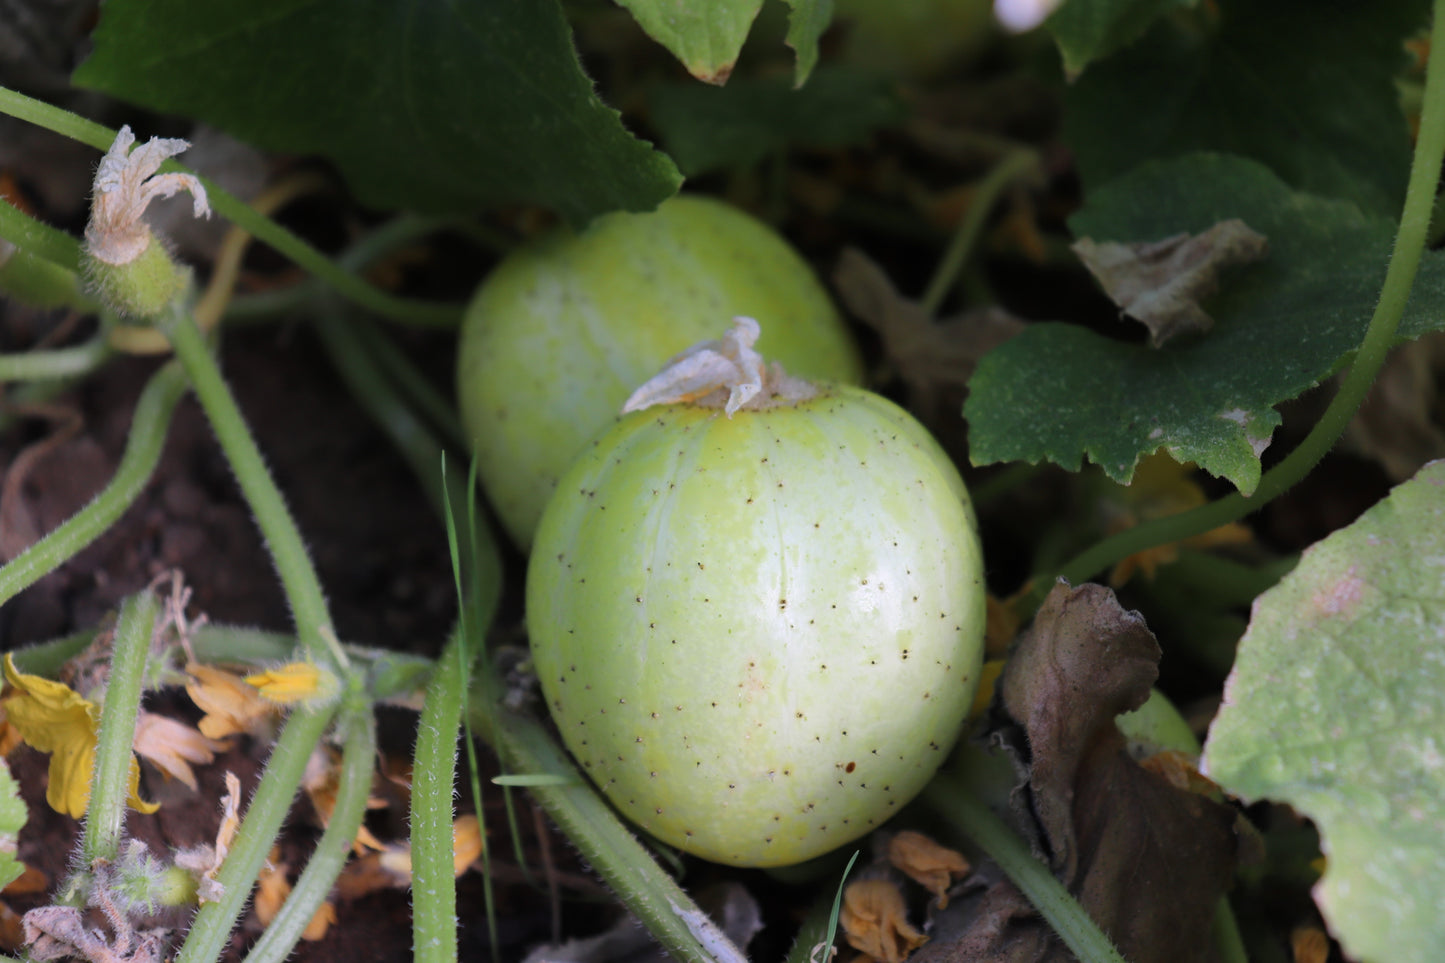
1044;0;1194;77
1202;460;1445;963
0;760;27;891
650;65;902;175
782;0;833;85
965;152;1445;491
616;0;763;83
1064;0;1426;217
72;0;681;224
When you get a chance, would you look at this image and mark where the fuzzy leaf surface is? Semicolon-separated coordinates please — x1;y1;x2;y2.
73;0;681;223
965;153;1445;492
1045;0;1193;77
1204;460;1445;963
1064;0;1425;217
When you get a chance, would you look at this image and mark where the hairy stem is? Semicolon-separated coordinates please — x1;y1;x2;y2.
0;362;187;607
161;307;337;667
173;706;337;963
470;683;746;963
80;588;160;865
242;695;375;963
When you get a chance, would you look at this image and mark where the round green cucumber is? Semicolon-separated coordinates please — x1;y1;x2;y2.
527;382;985;867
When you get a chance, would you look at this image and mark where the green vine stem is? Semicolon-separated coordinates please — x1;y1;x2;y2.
1037;0;1445;600
173;705;338;963
0;196;81;273
159;306;338;668
0;335;111;382
469;684;745;963
922;772;1128;963
242;696;376;963
80;587;160;867
921;150;1040;317
352;316;468;450
0;85;461;329
0;362;187;608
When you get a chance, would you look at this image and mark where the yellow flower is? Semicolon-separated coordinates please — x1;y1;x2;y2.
1;655;157;819
244;662;338;706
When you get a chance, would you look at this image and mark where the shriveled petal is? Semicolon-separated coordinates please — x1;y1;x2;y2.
85;124;209;266
622;316;767;417
133;711;228;791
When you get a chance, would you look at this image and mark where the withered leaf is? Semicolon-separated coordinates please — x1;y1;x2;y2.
918;582;1240;963
832;247;1024;424
1073;219;1268;347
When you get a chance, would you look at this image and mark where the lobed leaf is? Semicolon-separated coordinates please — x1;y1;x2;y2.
73;0;681;224
1203;460;1445;963
965;152;1445;492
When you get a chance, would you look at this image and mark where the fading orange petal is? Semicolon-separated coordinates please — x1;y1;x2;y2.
841;879;927;963
887;831;969;907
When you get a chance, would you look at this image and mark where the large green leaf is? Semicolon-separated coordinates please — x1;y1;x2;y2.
650;66;901;175
1203;460;1445;963
964;152;1445;491
1064;0;1426;217
72;0;681;223
1044;0;1194;77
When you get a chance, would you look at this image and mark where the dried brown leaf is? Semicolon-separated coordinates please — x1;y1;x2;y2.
1072;219;1268;347
920;582;1240;963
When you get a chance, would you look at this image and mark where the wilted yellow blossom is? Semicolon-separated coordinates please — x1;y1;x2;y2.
841;879;927;963
185;663;279;739
886;831;970;907
1;655;156;819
